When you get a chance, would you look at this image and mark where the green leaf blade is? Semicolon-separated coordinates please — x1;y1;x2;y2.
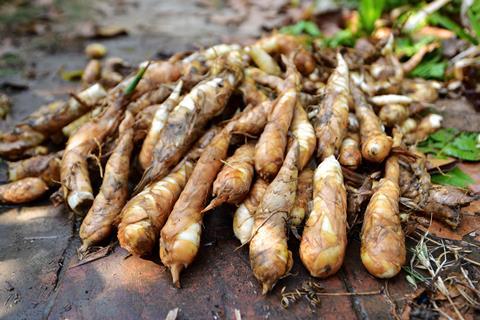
467;4;480;40
443;145;480;161
409;54;447;80
429;128;458;142
303;21;322;37
431;167;475;188
418;128;480;161
323;29;357;48
428;12;478;45
359;0;385;34
280;20;321;37
124;62;150;97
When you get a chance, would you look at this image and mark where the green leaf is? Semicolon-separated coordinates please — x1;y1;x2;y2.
431;167;475;188
442;146;480;161
395;37;436;57
124;62;150;96
280;21;304;35
384;0;421;10
323;29;357;48
303;21;322;37
403;265;427;283
418;128;480;161
452;133;478;151
395;37;414;56
429;127;458;142
416;146;438;154
280;20;321;37
359;0;385;33
405;275;417;289
428;12;478;45
409;53;447;80
467;1;480;41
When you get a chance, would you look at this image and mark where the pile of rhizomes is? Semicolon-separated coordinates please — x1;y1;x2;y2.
0;32;478;294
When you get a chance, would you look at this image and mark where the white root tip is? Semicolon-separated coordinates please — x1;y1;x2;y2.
233;204;254;244
314;155;341;181
261;282;272;295
68;191;94;213
428;114;443;128
121;224;154;256
78;242;90;259
336;53;348;72
371;94;413;106
176;223;201;246
171;264;183;288
78;83;107;102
